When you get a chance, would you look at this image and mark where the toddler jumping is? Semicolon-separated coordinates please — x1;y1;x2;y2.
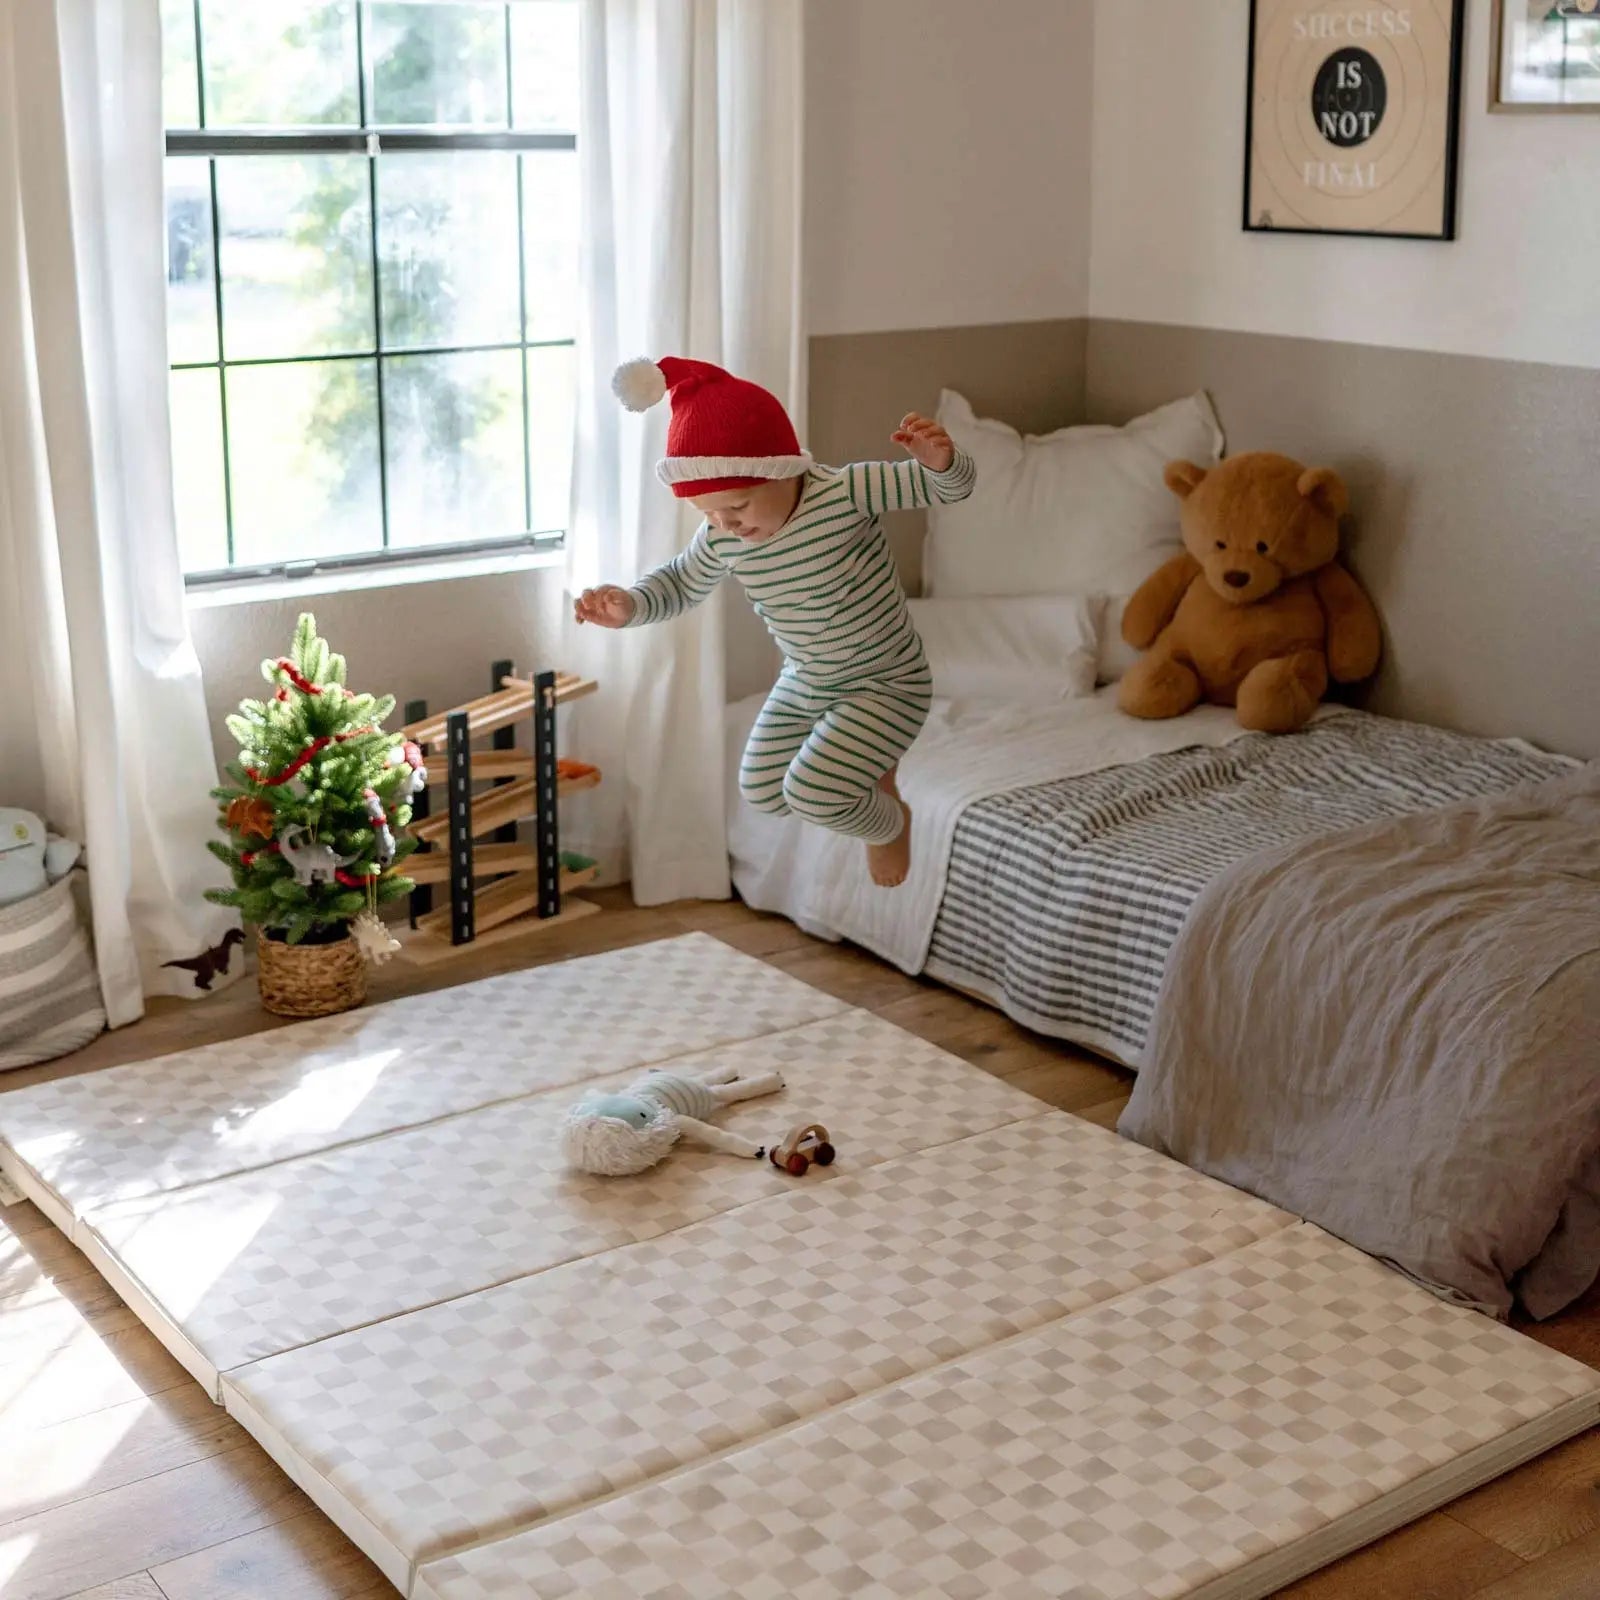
574;357;976;888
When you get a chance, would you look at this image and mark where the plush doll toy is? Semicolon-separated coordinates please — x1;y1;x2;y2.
1118;451;1382;734
0;808;82;909
562;1063;786;1177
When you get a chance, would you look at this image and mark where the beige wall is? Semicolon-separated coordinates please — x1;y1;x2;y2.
1090;0;1600;369
806;0;1094;336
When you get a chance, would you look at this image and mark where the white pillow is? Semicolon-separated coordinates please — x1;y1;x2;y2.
923;389;1223;678
1094;542;1186;684
908;595;1102;705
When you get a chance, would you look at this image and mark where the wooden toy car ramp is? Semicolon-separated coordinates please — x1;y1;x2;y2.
399;664;602;961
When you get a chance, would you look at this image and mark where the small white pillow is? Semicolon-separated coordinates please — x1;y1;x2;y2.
1093;541;1186;684
908;595;1102;705
923;389;1223;680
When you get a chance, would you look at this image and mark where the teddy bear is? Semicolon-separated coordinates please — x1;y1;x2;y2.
1117;451;1381;734
0;808;82;909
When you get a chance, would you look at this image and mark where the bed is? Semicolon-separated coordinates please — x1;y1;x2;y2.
727;690;1572;1065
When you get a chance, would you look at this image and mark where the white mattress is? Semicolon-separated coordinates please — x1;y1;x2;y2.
2;931;1595;1599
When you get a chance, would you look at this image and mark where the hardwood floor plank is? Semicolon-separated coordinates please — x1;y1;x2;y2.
1519;1279;1600;1370
710;918;822;958
651;897;763;931
0;1385;242;1529
0;1445;306;1600
1004;1057;1139;1115
62;1575;166;1600
1271;1510;1524;1599
1465;1525;1600;1599
767;944;929;1009
0;1276;149;1370
1072;1094;1133;1130
0;1223;100;1305
1448;1427;1600;1560
1;1200;57;1239
0;1319;189;1434
148;1508;386;1600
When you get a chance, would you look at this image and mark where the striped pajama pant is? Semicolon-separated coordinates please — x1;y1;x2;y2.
738;667;932;845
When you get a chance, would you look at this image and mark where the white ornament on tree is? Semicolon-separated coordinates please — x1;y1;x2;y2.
352;909;401;965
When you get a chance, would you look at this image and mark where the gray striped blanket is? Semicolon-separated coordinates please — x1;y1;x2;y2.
0;876;106;1071
926;714;1569;1062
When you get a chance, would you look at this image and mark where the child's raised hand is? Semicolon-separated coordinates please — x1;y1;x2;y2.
573;585;636;628
892;413;955;474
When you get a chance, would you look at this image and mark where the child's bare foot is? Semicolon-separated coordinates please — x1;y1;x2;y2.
866;768;913;888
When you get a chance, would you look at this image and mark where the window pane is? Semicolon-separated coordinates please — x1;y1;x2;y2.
165;159;217;364
217;156;374;360
169;369;229;572
368;2;508;127
226;360;381;564
385;351;524;548
377;152;519;350
200;0;359;127
511;0;578;132
526;342;574;534
521;149;577;341
162;0;201;127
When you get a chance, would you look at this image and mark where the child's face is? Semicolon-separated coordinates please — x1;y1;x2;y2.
690;478;802;543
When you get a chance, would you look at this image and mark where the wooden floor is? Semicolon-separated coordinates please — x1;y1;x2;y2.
1;889;1596;1600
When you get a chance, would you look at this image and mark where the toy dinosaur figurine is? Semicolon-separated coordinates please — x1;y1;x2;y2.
278;826;357;887
162;928;245;992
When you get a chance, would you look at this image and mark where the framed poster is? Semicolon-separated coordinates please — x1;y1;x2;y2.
1492;1;1600;111
1244;1;1467;240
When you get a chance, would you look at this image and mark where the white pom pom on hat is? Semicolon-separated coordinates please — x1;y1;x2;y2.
610;354;812;498
611;358;668;412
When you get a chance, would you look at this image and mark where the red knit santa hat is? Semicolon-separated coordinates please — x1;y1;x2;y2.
612;357;812;497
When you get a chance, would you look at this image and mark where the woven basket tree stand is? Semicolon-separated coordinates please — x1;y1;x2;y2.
256;929;368;1019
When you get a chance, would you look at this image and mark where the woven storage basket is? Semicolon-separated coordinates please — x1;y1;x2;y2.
256;927;367;1019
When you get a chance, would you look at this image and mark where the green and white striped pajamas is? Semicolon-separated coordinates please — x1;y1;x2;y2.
627;450;977;844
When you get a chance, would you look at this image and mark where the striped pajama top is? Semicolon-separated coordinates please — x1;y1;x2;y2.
626;451;978;687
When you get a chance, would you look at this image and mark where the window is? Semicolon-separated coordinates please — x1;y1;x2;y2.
161;0;579;582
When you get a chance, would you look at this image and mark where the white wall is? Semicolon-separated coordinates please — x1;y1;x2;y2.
1089;0;1600;369
806;0;1094;336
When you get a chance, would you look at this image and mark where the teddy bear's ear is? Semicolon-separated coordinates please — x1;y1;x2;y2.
1164;460;1209;500
1297;466;1349;519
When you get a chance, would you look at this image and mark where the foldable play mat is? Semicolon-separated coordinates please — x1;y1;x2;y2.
2;933;1595;1599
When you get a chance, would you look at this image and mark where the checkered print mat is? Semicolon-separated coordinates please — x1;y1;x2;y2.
1;932;1595;1599
0;932;845;1227
410;1225;1600;1600
223;1114;1293;1565
86;1010;1041;1390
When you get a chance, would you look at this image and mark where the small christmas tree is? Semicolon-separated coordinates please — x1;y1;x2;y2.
207;614;420;947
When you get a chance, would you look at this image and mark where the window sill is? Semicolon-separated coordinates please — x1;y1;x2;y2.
185;546;566;611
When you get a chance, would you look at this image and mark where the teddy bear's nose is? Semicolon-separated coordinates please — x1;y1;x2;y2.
1223;570;1251;589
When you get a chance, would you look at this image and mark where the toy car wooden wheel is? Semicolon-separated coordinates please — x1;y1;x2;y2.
770;1122;834;1176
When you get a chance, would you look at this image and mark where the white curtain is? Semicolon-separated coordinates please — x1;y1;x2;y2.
0;0;237;1026
565;0;805;904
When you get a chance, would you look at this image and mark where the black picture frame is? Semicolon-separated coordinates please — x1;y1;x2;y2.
1243;0;1467;241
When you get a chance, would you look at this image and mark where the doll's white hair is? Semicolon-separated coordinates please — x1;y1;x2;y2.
561;1100;680;1176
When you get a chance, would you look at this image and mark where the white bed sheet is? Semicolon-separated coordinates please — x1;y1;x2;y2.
727;688;1270;976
